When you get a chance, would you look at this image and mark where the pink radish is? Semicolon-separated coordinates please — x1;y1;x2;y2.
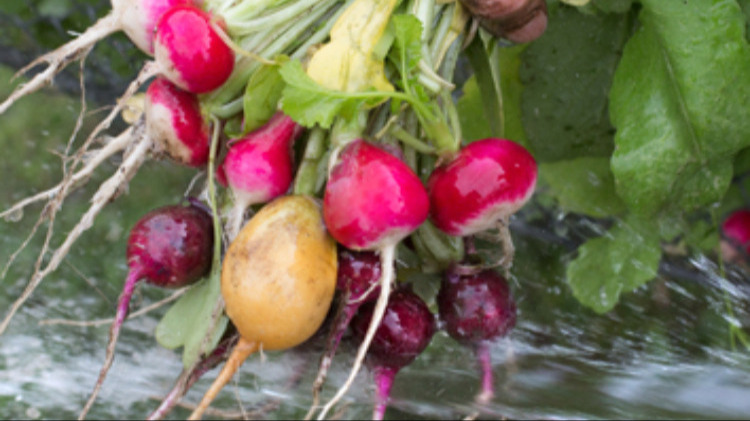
307;248;383;417
145;77;210;167
351;287;436;420
437;265;517;406
428;138;537;269
154;4;235;94
721;209;750;264
219;112;302;239
0;0;195;115
80;202;214;419
315;139;429;419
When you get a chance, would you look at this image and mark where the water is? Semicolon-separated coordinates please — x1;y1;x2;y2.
2;66;750;419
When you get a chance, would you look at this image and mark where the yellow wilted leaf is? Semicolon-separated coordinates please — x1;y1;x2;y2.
306;0;398;93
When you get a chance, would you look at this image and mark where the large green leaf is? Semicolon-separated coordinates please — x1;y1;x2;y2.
610;0;750;218
539;157;626;217
520;4;632;162
567;216;662;314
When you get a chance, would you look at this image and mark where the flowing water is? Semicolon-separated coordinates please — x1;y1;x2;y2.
2;67;750;420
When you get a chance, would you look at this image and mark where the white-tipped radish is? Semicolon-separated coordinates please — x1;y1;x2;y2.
316;139;429;419
428;138;537;269
145;77;210;167
218;112;302;239
153;4;236;94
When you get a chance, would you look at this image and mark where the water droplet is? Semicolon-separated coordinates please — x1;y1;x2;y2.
25;407;41;419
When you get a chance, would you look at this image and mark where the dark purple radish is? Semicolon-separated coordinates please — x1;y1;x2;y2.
307;248;382;418
145;77;210;167
317;139;429;419
351;288;436;420
437;266;517;406
154;4;235;94
0;0;195;115
428;138;537;270
80;202;214;419
218;112;302;239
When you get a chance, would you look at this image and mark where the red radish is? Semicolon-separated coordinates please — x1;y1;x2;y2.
154;4;235;94
316;139;429;419
307;248;383;417
219;112;302;239
324;140;429;251
721;209;750;263
428;138;536;269
351;288;436;420
0;0;195;115
80;202;214;419
437;266;517;405
145;77;210;167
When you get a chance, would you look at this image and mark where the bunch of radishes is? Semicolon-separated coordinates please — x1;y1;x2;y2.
0;0;549;419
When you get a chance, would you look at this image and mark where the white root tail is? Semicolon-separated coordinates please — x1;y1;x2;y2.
0;128;132;221
0;13;121;115
315;245;396;421
0;130;152;337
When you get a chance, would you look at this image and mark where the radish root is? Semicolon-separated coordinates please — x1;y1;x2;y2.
315;245;395;420
0;13;120;115
0;126;151;337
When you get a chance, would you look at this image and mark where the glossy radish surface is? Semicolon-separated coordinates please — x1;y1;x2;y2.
351;288;436;420
219;112;302;238
437;266;517;405
428;138;537;237
221;113;301;207
145;77;210;167
154;4;235;93
324;139;429;251
81;202;214;418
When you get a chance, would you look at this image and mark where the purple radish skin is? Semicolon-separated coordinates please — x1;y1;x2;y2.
80;203;214;419
316;140;429;419
145;77;210;167
351;288;436;420
308;249;382;418
437;266;517;405
219;112;302;239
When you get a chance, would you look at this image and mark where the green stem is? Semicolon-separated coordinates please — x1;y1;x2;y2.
293;127;328;196
390;126;435;154
208;116;223;270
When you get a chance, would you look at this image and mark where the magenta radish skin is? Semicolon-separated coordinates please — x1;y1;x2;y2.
154;5;235;93
351;288;436;420
428;138;537;236
145;77;210;167
220;113;302;206
722;209;750;256
112;0;195;55
323;140;430;251
437;267;517;405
